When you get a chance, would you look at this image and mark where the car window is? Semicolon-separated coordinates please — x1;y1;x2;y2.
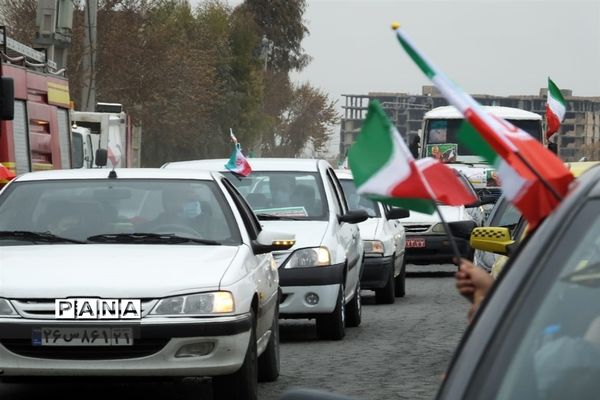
468;199;600;400
221;171;327;220
220;177;261;240
0;179;242;245
339;179;380;217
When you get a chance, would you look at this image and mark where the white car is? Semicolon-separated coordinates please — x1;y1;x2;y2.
335;169;409;303
0;168;294;400
403;170;484;265
164;158;368;340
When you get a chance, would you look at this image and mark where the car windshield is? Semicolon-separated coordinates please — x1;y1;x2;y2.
0;179;241;245
424;118;542;159
222;171;327;220
487;197;522;233
476;199;600;399
339;179;380;218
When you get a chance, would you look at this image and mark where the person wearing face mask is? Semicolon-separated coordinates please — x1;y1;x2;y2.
146;187;204;235
269;175;296;207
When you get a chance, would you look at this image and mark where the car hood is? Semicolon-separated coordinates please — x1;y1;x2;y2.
404;205;468;224
357;217;379;240
0;244;239;298
260;220;328;249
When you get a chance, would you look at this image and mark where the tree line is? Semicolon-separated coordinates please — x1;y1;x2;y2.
0;0;339;166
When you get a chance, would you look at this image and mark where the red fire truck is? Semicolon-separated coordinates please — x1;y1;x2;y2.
0;31;72;183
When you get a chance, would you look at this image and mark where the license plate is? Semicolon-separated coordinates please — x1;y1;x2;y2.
32;327;134;346
406;238;426;248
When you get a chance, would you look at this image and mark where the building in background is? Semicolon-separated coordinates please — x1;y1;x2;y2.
340;86;600;162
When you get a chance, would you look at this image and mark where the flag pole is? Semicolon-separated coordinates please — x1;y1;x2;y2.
432;201;463;266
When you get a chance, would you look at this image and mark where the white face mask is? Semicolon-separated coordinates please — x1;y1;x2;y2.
182;201;202;218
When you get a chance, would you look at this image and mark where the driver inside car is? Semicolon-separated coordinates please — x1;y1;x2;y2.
142;187;207;236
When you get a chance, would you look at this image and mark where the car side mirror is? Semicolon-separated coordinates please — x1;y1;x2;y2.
469;227;515;256
386;207;410;220
447;220;477;240
95;149;108;167
252;230;296;255
338;209;368;224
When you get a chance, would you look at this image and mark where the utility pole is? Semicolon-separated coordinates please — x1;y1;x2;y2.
35;0;73;70
81;0;98;112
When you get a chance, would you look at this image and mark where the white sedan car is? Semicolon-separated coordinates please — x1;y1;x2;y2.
335;169;409;303
0;168;294;400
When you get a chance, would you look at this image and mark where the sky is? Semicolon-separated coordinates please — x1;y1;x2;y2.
217;0;600;105
203;0;600;155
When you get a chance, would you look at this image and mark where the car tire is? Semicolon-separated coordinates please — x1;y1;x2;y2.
258;304;280;382
212;310;258;400
375;264;395;304
344;281;362;327
395;258;406;298
316;285;345;340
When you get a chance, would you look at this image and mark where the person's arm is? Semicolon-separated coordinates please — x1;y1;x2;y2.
455;258;495;320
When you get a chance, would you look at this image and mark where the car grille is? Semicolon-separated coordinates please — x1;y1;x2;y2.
10;299;158;319
0;338;169;360
404;224;432;233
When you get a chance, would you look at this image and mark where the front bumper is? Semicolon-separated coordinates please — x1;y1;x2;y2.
0;315;251;377
405;234;471;265
278;262;345;317
361;256;393;289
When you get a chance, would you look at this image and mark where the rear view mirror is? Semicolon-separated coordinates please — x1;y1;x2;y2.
448;220;477;240
469;227;515;256
386;207;410;220
338;209;368;224
252;230;296;254
0;77;14;120
95;149;107;167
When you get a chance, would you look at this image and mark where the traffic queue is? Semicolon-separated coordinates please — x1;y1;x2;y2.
0;19;594;400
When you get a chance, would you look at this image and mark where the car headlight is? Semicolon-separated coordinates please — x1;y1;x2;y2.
363;240;384;255
150;292;234;316
0;298;18;317
431;223;447;233
284;247;331;268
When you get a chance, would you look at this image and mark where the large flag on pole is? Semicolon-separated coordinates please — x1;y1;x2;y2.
392;23;574;229
348;100;477;214
225;129;252;177
545;77;567;139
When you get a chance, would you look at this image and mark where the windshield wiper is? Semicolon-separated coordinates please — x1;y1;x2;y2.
86;233;221;245
0;230;86;244
560;262;600;288
256;213;304;221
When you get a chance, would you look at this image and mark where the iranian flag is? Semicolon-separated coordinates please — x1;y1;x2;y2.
546;77;567;139
392;23;574;229
348;100;476;214
225;129;252;177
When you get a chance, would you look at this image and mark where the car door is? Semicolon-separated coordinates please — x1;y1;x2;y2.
220;177;277;336
383;204;405;275
324;168;362;301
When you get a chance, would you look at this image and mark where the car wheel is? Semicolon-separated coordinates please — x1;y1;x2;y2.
394;258;406;298
258;304;280;382
316;284;345;340
212;309;258;400
375;263;395;304
344;281;362;327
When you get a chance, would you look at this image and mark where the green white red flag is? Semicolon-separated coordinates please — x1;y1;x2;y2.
545;77;567;139
348;100;476;214
392;23;574;229
225;129;252;177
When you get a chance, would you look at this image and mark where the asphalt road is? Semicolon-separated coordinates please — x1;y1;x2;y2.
0;265;468;400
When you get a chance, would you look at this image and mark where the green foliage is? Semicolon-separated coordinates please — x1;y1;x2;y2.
0;0;339;165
